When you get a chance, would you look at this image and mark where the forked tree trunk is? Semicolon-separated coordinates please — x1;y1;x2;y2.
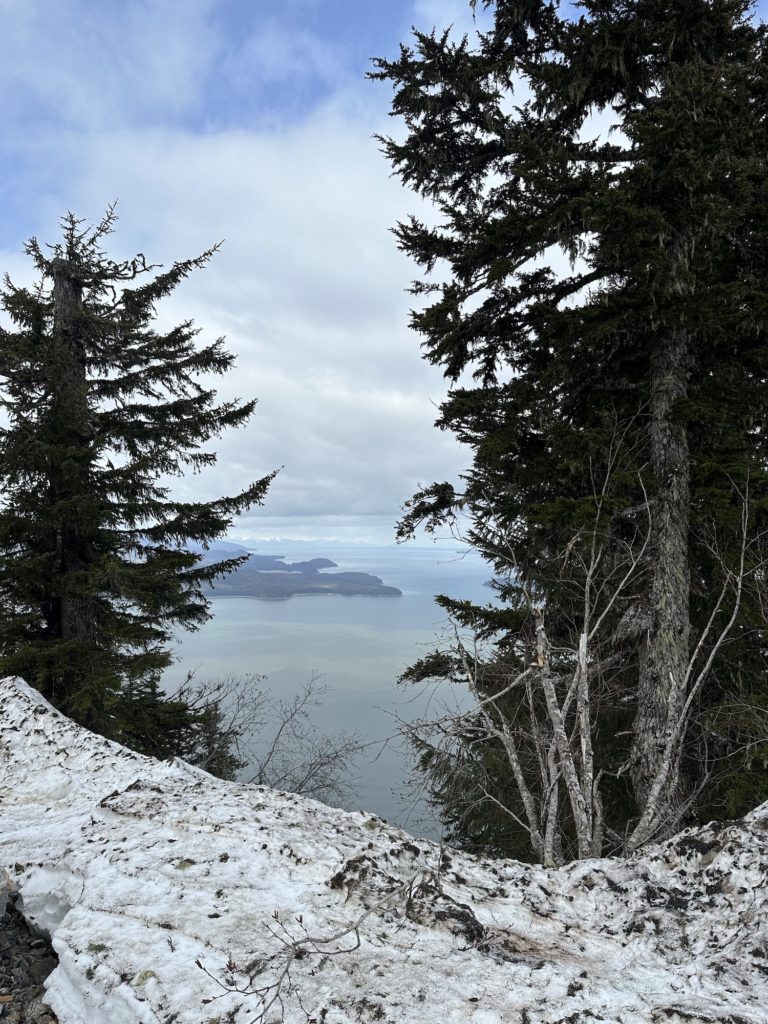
632;326;691;826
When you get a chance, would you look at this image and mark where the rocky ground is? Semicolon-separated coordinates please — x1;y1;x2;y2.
0;896;57;1024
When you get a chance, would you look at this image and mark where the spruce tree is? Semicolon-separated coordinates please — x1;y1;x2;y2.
374;0;768;855
0;209;274;743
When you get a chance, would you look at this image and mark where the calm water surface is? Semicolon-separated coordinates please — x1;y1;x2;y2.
164;543;490;837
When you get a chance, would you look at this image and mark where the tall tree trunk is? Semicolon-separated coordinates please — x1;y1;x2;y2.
46;258;98;713
632;326;691;825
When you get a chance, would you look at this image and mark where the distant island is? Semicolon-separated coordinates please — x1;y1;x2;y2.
196;543;402;600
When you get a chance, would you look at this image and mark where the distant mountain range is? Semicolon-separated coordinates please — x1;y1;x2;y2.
194;542;402;600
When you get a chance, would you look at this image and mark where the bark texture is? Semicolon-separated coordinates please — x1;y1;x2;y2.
632;327;691;821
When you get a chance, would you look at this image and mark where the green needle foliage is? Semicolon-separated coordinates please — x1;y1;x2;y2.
0;208;275;751
375;0;768;857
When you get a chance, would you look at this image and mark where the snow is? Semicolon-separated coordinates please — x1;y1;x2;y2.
1;676;766;1024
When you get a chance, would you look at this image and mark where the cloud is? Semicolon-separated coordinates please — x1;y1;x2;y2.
1;104;465;535
0;0;219;132
0;1;480;543
224;19;345;91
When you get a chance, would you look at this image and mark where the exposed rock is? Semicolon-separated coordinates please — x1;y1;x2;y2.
0;894;58;1024
0;676;765;1024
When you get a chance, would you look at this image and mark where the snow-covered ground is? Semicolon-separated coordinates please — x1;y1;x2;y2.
1;677;766;1024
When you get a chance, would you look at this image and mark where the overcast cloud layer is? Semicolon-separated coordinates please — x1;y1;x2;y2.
0;0;498;544
3;1;765;545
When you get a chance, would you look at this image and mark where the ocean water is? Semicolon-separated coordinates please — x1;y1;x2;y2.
163;542;491;838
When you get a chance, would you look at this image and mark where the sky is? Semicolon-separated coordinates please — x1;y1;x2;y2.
1;0;766;547
0;0;494;547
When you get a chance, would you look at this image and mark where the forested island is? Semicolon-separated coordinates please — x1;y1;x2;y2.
200;544;402;600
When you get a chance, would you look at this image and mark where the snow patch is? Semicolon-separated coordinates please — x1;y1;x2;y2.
1;676;765;1024
15;865;80;936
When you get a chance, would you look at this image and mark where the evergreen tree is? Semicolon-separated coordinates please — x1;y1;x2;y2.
0;209;274;744
374;0;768;856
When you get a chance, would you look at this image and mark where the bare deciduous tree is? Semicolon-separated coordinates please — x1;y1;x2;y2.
170;672;361;805
400;464;768;864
